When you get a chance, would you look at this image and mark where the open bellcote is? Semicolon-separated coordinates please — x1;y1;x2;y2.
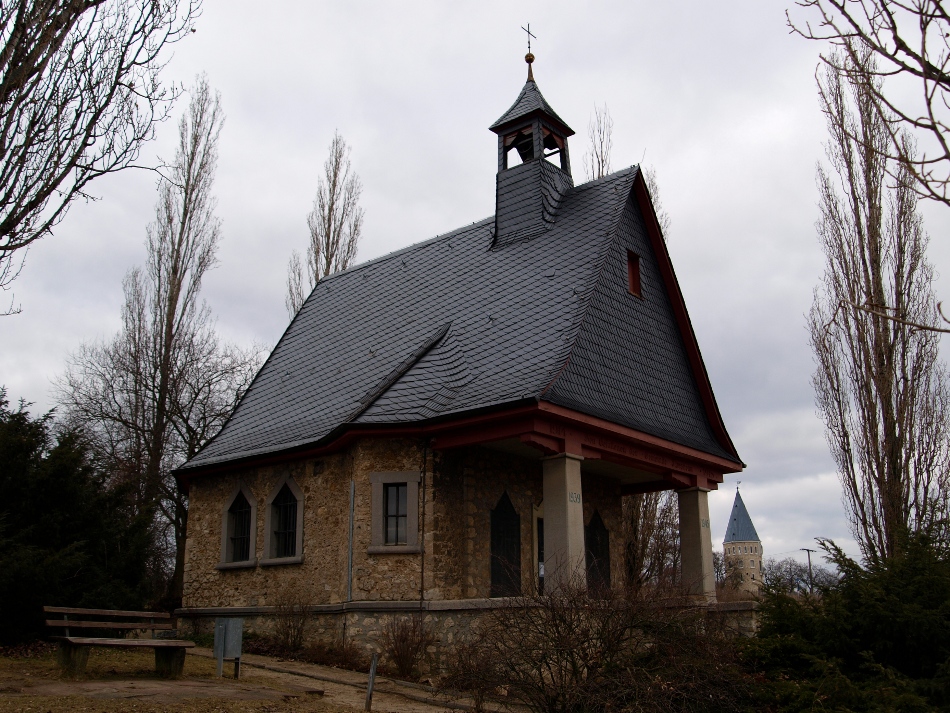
490;53;575;247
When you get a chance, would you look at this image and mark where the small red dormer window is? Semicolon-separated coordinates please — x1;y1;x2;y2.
627;251;642;297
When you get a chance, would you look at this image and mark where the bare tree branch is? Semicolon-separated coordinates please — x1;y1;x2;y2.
624;490;680;593
0;0;200;308
789;1;950;208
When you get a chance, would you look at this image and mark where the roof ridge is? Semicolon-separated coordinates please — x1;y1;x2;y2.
315;217;493;287
539;168;640;399
573;165;639;190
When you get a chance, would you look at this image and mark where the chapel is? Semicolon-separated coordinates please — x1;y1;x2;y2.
175;53;744;653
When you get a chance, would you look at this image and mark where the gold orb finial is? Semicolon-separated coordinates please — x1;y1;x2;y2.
521;24;537;81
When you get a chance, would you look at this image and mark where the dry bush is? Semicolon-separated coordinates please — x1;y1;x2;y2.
441;581;750;713
379;613;434;680
441;638;498;713
300;639;370;672
273;584;309;653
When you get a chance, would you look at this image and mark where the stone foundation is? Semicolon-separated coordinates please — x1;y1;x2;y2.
178;598;760;673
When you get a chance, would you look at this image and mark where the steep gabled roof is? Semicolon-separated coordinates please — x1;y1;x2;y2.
180;167;740;472
489;79;574;136
723;491;760;543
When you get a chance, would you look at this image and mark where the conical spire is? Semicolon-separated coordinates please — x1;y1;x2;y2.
723;491;760;543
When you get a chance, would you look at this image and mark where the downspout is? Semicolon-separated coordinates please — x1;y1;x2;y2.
343;451;355;648
419;439;429;608
347;478;355;602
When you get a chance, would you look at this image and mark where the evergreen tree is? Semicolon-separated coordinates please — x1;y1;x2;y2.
0;389;157;642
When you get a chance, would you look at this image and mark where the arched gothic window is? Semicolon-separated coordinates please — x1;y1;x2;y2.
490;492;521;597
219;485;257;568
262;477;304;564
585;511;610;594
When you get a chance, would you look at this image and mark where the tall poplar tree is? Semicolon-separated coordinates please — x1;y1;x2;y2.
809;49;950;563
60;76;261;605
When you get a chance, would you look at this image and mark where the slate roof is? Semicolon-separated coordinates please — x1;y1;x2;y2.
180;166;740;472
723;492;760;543
489;79;574;135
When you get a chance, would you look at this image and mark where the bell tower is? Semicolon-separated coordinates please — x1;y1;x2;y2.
490;53;575;247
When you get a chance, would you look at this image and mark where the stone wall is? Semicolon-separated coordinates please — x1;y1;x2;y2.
184;438;629;612
181;598;760;675
184;438;429;609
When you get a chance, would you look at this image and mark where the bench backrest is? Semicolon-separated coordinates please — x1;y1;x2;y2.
43;606;174;638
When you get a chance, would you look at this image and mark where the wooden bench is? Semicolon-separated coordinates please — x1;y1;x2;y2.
44;606;195;678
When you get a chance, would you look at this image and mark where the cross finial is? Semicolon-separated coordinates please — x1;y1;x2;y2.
522;23;536;52
737;481;742;491
522;24;537;81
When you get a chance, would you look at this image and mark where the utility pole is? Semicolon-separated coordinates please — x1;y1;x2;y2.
802;548;816;594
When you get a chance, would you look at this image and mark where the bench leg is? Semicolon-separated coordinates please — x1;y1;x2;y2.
57;642;89;677
155;648;186;679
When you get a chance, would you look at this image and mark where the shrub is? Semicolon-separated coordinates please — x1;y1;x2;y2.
441;639;498;713
379;614;434;680
441;581;751;713
273;584;309;652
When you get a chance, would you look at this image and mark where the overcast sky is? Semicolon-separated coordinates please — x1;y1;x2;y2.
6;0;950;566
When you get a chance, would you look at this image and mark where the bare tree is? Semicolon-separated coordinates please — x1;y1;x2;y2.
809;50;950;565
584;104;613;181
581;103;672;239
285;131;364;317
763;556;838;594
623;490;680;592
0;0;199;312
59;76;261;606
789;1;950;209
642;165;672;240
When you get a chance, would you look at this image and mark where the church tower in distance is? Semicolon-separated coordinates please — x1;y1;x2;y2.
722;490;762;593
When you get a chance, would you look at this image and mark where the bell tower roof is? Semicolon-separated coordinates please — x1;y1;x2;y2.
489;55;574;137
723;491;760;544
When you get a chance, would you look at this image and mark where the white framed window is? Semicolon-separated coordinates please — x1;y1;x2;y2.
218;484;257;569
369;471;421;554
261;476;304;565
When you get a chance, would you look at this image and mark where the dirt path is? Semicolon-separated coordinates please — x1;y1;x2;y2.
0;646;486;713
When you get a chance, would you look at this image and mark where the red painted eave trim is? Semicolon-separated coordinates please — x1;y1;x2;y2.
177;399;741;492
535;401;741;472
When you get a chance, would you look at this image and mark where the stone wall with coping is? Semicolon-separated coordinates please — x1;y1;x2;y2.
181;598;760;675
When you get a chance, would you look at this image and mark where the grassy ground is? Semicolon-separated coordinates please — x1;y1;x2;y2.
0;646;369;713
